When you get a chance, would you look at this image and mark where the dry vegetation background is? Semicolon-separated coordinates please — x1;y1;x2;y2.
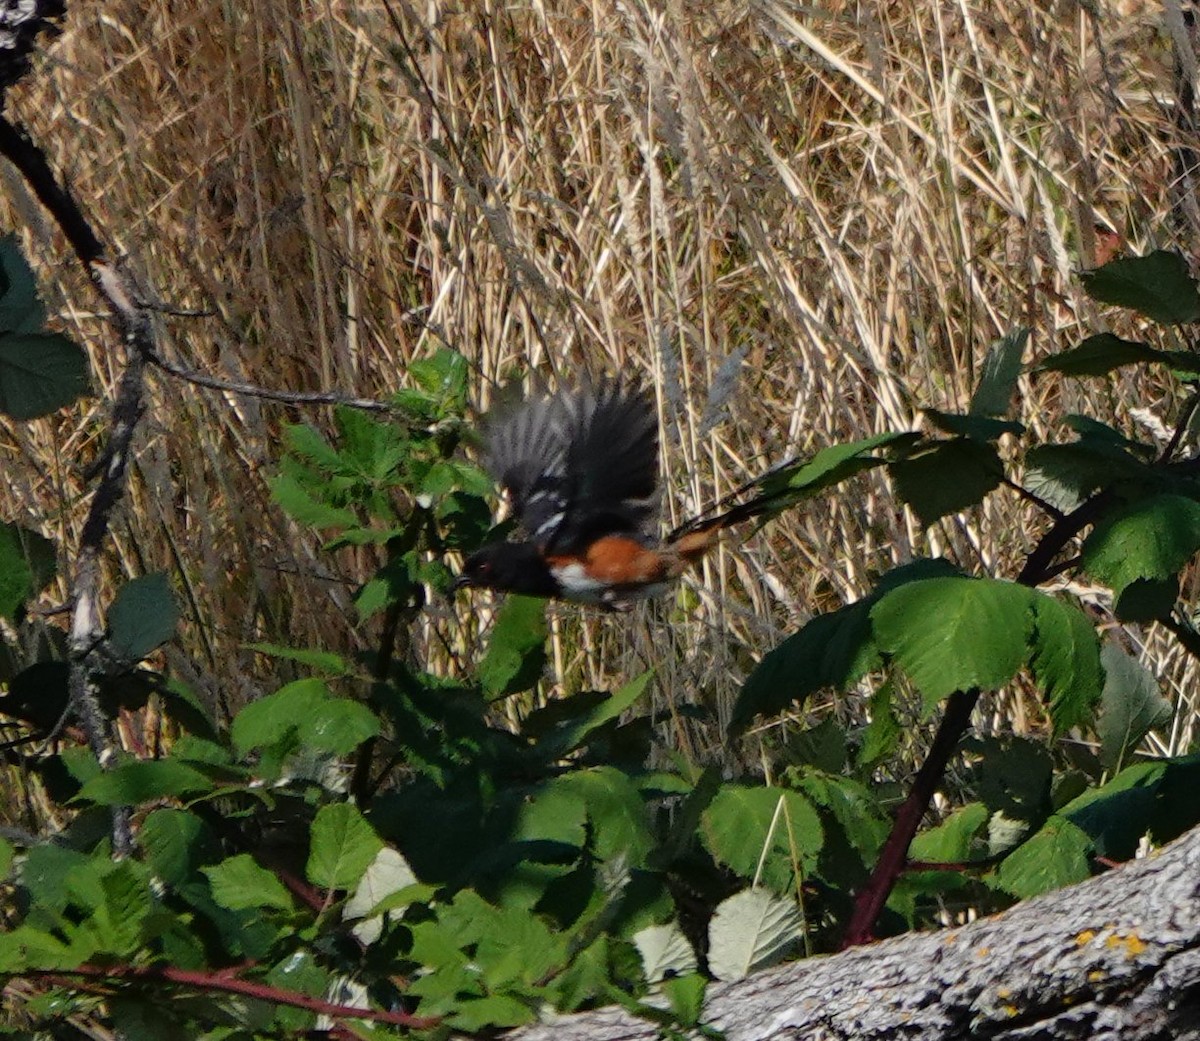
0;0;1197;764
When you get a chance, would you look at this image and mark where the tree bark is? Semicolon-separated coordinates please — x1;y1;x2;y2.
514;827;1200;1040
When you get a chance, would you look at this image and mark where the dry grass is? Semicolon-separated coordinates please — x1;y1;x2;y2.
0;0;1195;770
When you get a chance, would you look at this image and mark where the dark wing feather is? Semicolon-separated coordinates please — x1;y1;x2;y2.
549;381;660;552
483;391;571;544
483;381;660;552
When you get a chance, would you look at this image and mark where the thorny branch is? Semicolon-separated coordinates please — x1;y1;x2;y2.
146;347;394;413
0;112;151;855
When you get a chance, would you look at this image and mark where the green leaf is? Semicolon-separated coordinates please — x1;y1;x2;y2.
75;759;214;806
1163;350;1200;376
1023;442;1148;514
84;862;152;956
448;995;536;1031
909;802;988;863
1149;752;1200;844
0;836;12;878
1080;250;1200;324
1035;333;1163;376
409;348;469;408
786;717;847;774
660;973;707;1026
1113;576;1178;623
109;1000;185;1041
550;937;613;1012
0;236;46;333
108;573;179;660
923;409;1024;441
871;578;1036;708
334;406;407;480
140;808;215;886
1067;415;1156;459
232;679;379;757
1082;494;1200;598
19;844;89;913
707;888;803;982
478;595;547;699
759;431;918;500
889;438;1004;527
701;785;823;891
242;642;354;677
268;473;357;529
538;669;654;759
436;491;494;549
731;559;961;734
355;551;419;621
1097;645;1172;773
307;803;384;890
156;677;220;743
970;328;1029;417
1060;762;1167;860
552;766;656;863
282;422;345;471
303;699;381;757
730;603;877;733
970;736;1054;821
1028;593;1103;732
434;890;566;988
857;682;901;770
992;816;1092;898
0;522;55;621
0;332;90;419
795;772;888;861
0;925;87;972
203;854;294;911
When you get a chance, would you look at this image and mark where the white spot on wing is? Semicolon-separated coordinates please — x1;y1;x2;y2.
534;511;565;539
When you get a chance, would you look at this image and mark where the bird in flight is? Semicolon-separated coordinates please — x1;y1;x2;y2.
453;380;781;610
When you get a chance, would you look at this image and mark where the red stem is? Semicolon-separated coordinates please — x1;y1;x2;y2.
841;688;980;949
32;964;437;1029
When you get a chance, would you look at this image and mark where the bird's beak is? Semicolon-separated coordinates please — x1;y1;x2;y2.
451;573;472;592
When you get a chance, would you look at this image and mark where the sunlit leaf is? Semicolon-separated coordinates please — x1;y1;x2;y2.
203;854;294;911
991;816;1092;898
701;785;823;891
478;595;547;699
871;578;1036;708
75;759;213;806
308;803;384;891
1082;494;1200;598
707;889;803;982
1028;594;1103;732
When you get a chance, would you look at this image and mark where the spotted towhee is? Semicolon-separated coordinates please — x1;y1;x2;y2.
453;380;780;610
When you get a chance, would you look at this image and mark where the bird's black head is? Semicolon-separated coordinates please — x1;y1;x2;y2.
453;541;561;597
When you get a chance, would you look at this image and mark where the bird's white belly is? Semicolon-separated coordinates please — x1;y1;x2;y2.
552;561;669;605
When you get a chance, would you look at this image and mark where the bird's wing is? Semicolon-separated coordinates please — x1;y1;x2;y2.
549;381;660;552
483;381;661;552
484;390;572;545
